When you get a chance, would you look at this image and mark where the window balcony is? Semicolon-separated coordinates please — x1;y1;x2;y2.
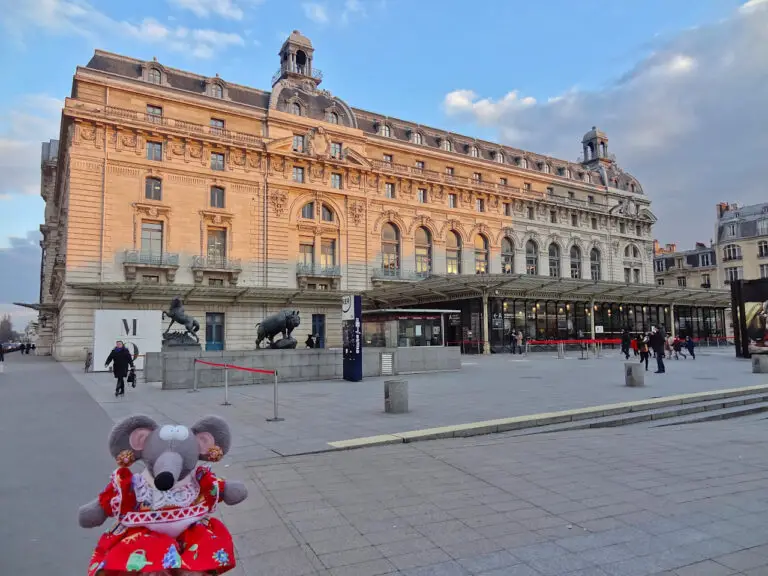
296;262;341;290
272;66;323;85
722;255;743;262
123;250;180;282
191;256;242;285
371;267;427;286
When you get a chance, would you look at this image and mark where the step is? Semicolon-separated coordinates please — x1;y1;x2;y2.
654;404;768;427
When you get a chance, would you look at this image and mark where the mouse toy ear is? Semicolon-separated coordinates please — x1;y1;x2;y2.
191;415;232;461
108;415;158;465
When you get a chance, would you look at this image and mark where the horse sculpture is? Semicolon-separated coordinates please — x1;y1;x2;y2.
162;296;201;343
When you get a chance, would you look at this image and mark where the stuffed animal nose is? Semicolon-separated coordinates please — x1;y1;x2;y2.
154;471;175;491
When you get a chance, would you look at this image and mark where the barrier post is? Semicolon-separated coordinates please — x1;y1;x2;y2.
267;369;284;422
222;364;231;406
189;359;199;393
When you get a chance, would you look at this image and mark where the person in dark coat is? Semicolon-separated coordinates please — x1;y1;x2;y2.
620;329;631;360
650;328;666;374
685;335;696;359
105;340;134;397
304;334;315;349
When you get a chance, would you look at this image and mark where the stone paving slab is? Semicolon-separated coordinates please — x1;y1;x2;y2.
221;415;768;575
65;349;763;460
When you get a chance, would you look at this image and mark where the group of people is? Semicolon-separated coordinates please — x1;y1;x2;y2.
621;328;696;373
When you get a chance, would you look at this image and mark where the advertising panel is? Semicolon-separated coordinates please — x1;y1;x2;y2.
92;310;163;371
342;295;362;381
732;279;768;358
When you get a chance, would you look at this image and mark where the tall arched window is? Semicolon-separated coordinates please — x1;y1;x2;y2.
413;132;423;145
470;146;479;158
148;68;162;85
624;244;640;259
496;152;504;163
501;237;514;274
474;235;489;274
292;102;302;116
548;243;561;277
300;202;315;219
442;139;452;152
446;231;461;274
415;227;432;276
321;204;334;222
723;244;742;261
526;240;538;275
590;248;601;280
570;246;582;279
381;223;400;273
382;124;391;138
211;83;223;98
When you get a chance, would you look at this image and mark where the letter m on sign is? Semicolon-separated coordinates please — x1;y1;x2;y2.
122;319;137;336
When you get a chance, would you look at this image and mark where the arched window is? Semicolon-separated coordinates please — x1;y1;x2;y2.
496;151;504;163
413;132;423;145
381;223;400;272
446;230;461;274
415;227;432;276
521;158;528;169
526;240;538;275
211;83;223;98
292;102;302;116
624;244;641;259
723;244;742;261
542;163;550;174
321;204;334;222
474;235;489;274
148;68;161;85
145;177;162;201
548;243;561;277
570;245;582;279
328;112;339;124
470;146;479;158
590;248;601;280
301;202;315;219
442;139;452;152
382;124;391;138
501;237;514;274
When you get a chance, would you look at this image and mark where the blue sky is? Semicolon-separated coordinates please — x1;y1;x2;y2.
1;0;765;321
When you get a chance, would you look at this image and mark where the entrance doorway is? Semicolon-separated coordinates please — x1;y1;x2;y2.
205;313;225;351
312;314;326;348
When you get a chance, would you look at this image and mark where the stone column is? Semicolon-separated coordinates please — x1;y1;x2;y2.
670;303;676;338
590;298;596;339
482;291;490;355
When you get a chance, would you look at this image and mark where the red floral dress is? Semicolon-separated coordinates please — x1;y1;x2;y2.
87;466;236;575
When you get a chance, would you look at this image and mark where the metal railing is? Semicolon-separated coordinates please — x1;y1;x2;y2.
124;250;180;267
296;263;342;277
191;256;242;270
546;191;610;213
271;66;323;85
372;267;429;281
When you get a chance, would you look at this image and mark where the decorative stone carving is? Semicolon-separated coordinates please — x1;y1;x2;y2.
122;134;138;148
431;185;444;202
247;152;261;169
349;171;361;186
366;173;378;188
270;156;286;174
310;162;325;181
189;144;203;159
80;126;96;141
349;201;364;226
172;143;185;157
231;150;245;166
460;191;472;206
407;215;436;236
270;190;287;217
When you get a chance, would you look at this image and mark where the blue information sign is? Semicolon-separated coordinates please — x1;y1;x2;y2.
342;295;363;381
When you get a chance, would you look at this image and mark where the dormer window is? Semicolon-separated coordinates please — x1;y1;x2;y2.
381;124;391;138
412;132;423;145
292;102;302;116
328;111;339;124
148;68;161;85
442;139;452;152
469;145;479;158
495;152;504;163
211;84;223;99
521;158;528;169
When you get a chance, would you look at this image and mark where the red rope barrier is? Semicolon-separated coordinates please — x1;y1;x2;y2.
194;359;276;375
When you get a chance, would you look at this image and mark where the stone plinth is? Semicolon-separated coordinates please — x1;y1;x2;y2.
752;354;768;374
385;379;409;413
625;362;645;387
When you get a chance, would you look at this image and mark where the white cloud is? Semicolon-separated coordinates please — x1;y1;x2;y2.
0;231;42;316
302;3;329;24
442;1;768;245
3;0;245;59
341;0;365;24
166;0;264;20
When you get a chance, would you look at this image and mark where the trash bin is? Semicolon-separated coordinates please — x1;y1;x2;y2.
385;379;408;413
625;362;645;387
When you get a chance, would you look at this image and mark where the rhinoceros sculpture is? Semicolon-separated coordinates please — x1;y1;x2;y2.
255;310;301;348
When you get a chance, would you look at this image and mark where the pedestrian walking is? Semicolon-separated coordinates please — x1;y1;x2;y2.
305;333;315;348
25;342;31;355
516;330;524;354
620;328;631;360
639;333;650;371
651;328;666;373
104;340;134;397
0;343;5;374
685;335;696;359
673;337;687;360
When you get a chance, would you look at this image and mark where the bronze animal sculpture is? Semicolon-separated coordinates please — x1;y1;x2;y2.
255;310;300;348
162;297;200;343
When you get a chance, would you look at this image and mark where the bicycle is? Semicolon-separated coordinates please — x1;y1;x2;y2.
84;350;93;373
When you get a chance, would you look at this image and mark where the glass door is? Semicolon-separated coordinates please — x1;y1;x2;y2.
205;313;225;351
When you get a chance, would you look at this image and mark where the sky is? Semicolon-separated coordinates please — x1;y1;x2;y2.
1;0;766;324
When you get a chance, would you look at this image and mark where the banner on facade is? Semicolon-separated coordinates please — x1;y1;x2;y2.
93;310;162;371
342;295;362;382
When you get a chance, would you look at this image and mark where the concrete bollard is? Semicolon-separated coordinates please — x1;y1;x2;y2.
752;355;768;374
385;379;409;413
625;362;645;387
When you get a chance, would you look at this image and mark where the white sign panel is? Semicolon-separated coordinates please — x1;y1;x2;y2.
92;310;162;371
341;295;354;321
595;325;605;334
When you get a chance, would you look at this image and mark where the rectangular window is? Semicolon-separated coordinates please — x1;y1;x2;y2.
210;152;225;171
299;242;314;265
726;223;737;237
761;264;768;279
210;118;225;134
624;268;631;283
445;166;454;176
418;188;427;203
758;219;768;236
633;269;640;284
523;182;531;191
208;278;224;287
702;273;711;286
207;228;227;265
759;241;768;258
146;105;162;123
205;312;225;351
527;206;535;220
472;172;482;182
145;178;162;201
383;153;393;164
293;166;305;183
620;222;626;234
725;266;743;282
588;195;594;204
568;191;575;199
499;177;507;186
143;275;159;283
591;217;598;230
448;193;457;208
657;278;665;286
330;142;342;158
331;173;342;189
677;277;687;287
210;186;225;209
636;224;642;236
550;210;557;224
321;239;336;268
292;135;305;152
571;214;578;227
140;221;163;256
385;182;395;199
146;141;163;161
415;160;425;172
504;202;512;217
655;260;665;273
676;257;684;269
476;198;485;212
546;186;554;194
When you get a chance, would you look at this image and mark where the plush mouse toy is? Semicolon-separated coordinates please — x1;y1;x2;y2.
78;414;248;576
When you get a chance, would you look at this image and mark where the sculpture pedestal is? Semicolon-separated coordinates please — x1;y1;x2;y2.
270;337;297;350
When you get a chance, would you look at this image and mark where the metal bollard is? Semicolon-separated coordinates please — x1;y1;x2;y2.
189;359;200;393
267;370;284;422
222;364;231;406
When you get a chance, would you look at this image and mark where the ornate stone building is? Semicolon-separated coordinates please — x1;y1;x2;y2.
35;30;720;359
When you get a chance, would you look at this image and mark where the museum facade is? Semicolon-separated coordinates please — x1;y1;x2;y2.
28;31;728;359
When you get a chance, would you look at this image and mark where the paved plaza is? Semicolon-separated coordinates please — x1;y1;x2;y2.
3;350;768;575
